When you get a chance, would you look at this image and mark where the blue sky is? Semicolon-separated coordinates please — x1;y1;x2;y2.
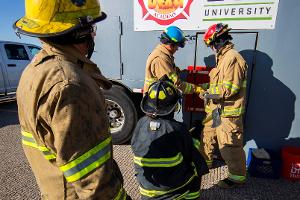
0;1;40;46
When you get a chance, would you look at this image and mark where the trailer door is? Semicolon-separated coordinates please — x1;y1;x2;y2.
92;16;121;80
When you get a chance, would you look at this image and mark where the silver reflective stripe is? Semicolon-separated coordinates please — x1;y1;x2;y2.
140;172;197;197
59;137;112;182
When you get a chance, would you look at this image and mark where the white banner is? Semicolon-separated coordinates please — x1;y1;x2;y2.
134;0;280;31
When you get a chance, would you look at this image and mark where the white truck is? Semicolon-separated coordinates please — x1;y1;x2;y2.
0;41;40;102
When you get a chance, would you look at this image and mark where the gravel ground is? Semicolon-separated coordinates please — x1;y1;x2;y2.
1;102;300;200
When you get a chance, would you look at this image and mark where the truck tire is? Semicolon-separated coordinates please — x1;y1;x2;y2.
102;86;137;144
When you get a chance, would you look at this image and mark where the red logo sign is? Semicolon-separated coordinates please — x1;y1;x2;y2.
138;0;194;25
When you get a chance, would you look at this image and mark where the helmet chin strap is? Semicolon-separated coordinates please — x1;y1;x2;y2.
212;39;228;53
212;34;232;53
86;34;95;59
212;43;223;53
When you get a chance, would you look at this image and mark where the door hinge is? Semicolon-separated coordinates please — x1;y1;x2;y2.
121;62;124;75
119;17;123;35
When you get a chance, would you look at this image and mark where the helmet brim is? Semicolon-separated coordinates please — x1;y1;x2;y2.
13;12;107;38
160;32;186;48
140;94;178;116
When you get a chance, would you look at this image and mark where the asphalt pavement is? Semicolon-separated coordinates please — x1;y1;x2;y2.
0;102;299;200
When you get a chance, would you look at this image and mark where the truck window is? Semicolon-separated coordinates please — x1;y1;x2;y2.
4;44;29;60
28;46;41;56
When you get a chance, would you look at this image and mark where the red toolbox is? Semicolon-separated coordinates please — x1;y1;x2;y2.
183;66;212;112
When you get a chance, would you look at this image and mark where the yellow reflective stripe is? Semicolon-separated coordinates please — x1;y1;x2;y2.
209;87;214;94
188;83;193;93
209;82;222;86
21;131;56;160
174;191;190;200
228;172;246;182
145;78;157;85
134;153;183;167
222;107;245;116
168;72;178;83
22;140;38;148
140;172;197;197
59;137;112;182
201;83;209;90
38;146;57;160
209;83;221;95
216;86;220;94
114;186;127;200
22;130;34;138
211;86;218;94
204;105;212;113
242;80;247;87
59;137;111;171
223;81;240;94
43;154;57;160
206;160;213;164
185;190;200;199
190;162;198;176
192;138;201;150
184;83;193;93
184;83;189;93
38;146;50;151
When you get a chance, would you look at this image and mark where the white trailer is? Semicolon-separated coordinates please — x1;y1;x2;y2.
92;0;299;151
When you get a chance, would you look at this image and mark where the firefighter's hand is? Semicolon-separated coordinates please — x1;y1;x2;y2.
195;86;205;95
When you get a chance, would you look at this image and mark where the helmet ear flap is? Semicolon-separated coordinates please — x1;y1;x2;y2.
160;32;172;44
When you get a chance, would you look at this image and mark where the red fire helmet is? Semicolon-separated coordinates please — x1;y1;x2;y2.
203;23;231;46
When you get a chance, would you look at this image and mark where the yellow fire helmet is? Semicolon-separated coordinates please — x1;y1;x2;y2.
13;0;106;37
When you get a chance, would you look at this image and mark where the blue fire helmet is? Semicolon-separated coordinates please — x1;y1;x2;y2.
160;26;186;48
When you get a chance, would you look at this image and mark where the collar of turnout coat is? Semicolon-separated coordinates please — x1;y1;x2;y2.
156;44;175;60
216;42;234;61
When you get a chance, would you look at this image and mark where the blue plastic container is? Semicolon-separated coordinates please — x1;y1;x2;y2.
246;148;281;179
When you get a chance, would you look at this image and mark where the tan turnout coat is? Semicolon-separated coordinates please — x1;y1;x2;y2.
17;42;126;200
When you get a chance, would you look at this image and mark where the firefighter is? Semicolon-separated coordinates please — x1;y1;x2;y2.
14;0;130;199
131;79;208;199
143;26;205;95
200;23;248;188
